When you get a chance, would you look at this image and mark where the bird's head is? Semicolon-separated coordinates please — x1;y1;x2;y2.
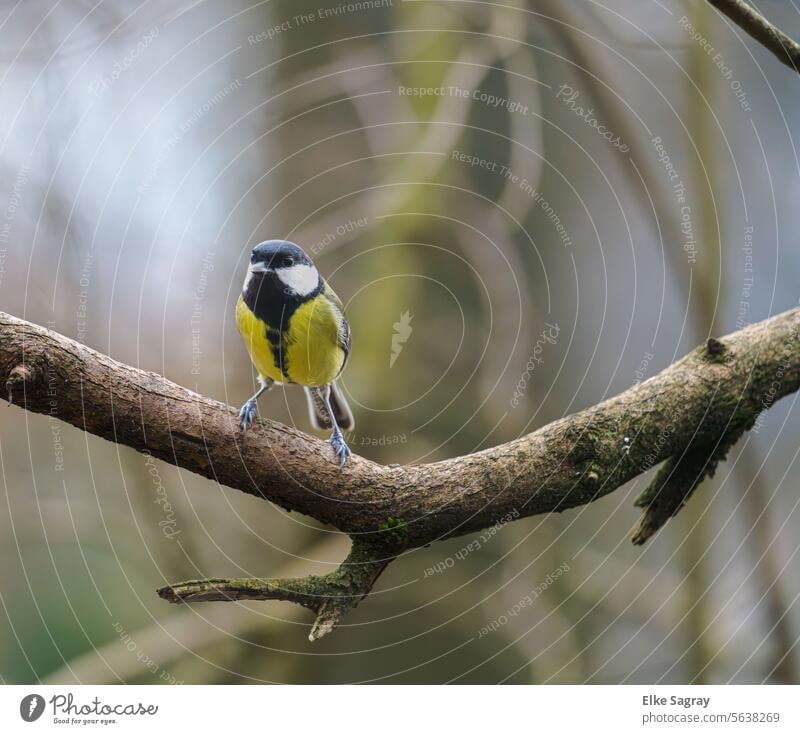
247;240;320;297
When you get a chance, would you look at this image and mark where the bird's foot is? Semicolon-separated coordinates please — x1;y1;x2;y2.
329;429;352;467
238;399;258;431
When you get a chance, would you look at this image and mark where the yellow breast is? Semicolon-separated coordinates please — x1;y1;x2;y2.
284;296;346;387
236;293;346;387
236;296;283;382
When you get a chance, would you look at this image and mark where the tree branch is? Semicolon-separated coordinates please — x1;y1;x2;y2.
706;0;800;74
157;539;392;641
4;307;800;636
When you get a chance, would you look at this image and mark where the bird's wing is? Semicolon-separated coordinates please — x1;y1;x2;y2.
324;280;351;359
338;315;351;360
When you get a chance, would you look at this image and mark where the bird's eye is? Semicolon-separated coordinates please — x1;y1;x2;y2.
284;256;294;266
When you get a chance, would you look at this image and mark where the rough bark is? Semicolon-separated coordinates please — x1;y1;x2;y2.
4;307;800;637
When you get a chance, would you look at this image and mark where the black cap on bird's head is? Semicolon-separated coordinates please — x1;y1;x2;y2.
249;240;313;272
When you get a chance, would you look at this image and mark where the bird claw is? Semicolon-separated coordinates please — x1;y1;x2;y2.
238;399;257;431
329;430;352;467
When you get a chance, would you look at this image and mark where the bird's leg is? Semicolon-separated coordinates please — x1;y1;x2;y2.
239;377;273;431
316;385;351;467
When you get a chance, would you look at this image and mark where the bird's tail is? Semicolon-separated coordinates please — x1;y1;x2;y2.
304;382;354;431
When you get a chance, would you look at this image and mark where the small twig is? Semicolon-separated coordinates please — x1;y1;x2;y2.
630;336;755;543
44;536;346;682
632;425;750;545
157;540;393;641
706;0;800;74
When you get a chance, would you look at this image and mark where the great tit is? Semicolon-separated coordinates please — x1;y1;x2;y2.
236;240;354;465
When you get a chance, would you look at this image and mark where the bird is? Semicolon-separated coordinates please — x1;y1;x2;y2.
235;240;354;466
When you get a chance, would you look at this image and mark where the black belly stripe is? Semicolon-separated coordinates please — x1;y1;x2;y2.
266;324;290;381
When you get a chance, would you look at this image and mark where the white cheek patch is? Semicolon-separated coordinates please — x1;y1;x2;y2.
242;268;254;293
277;264;319;296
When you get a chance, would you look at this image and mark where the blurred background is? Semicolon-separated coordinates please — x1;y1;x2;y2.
1;0;800;684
